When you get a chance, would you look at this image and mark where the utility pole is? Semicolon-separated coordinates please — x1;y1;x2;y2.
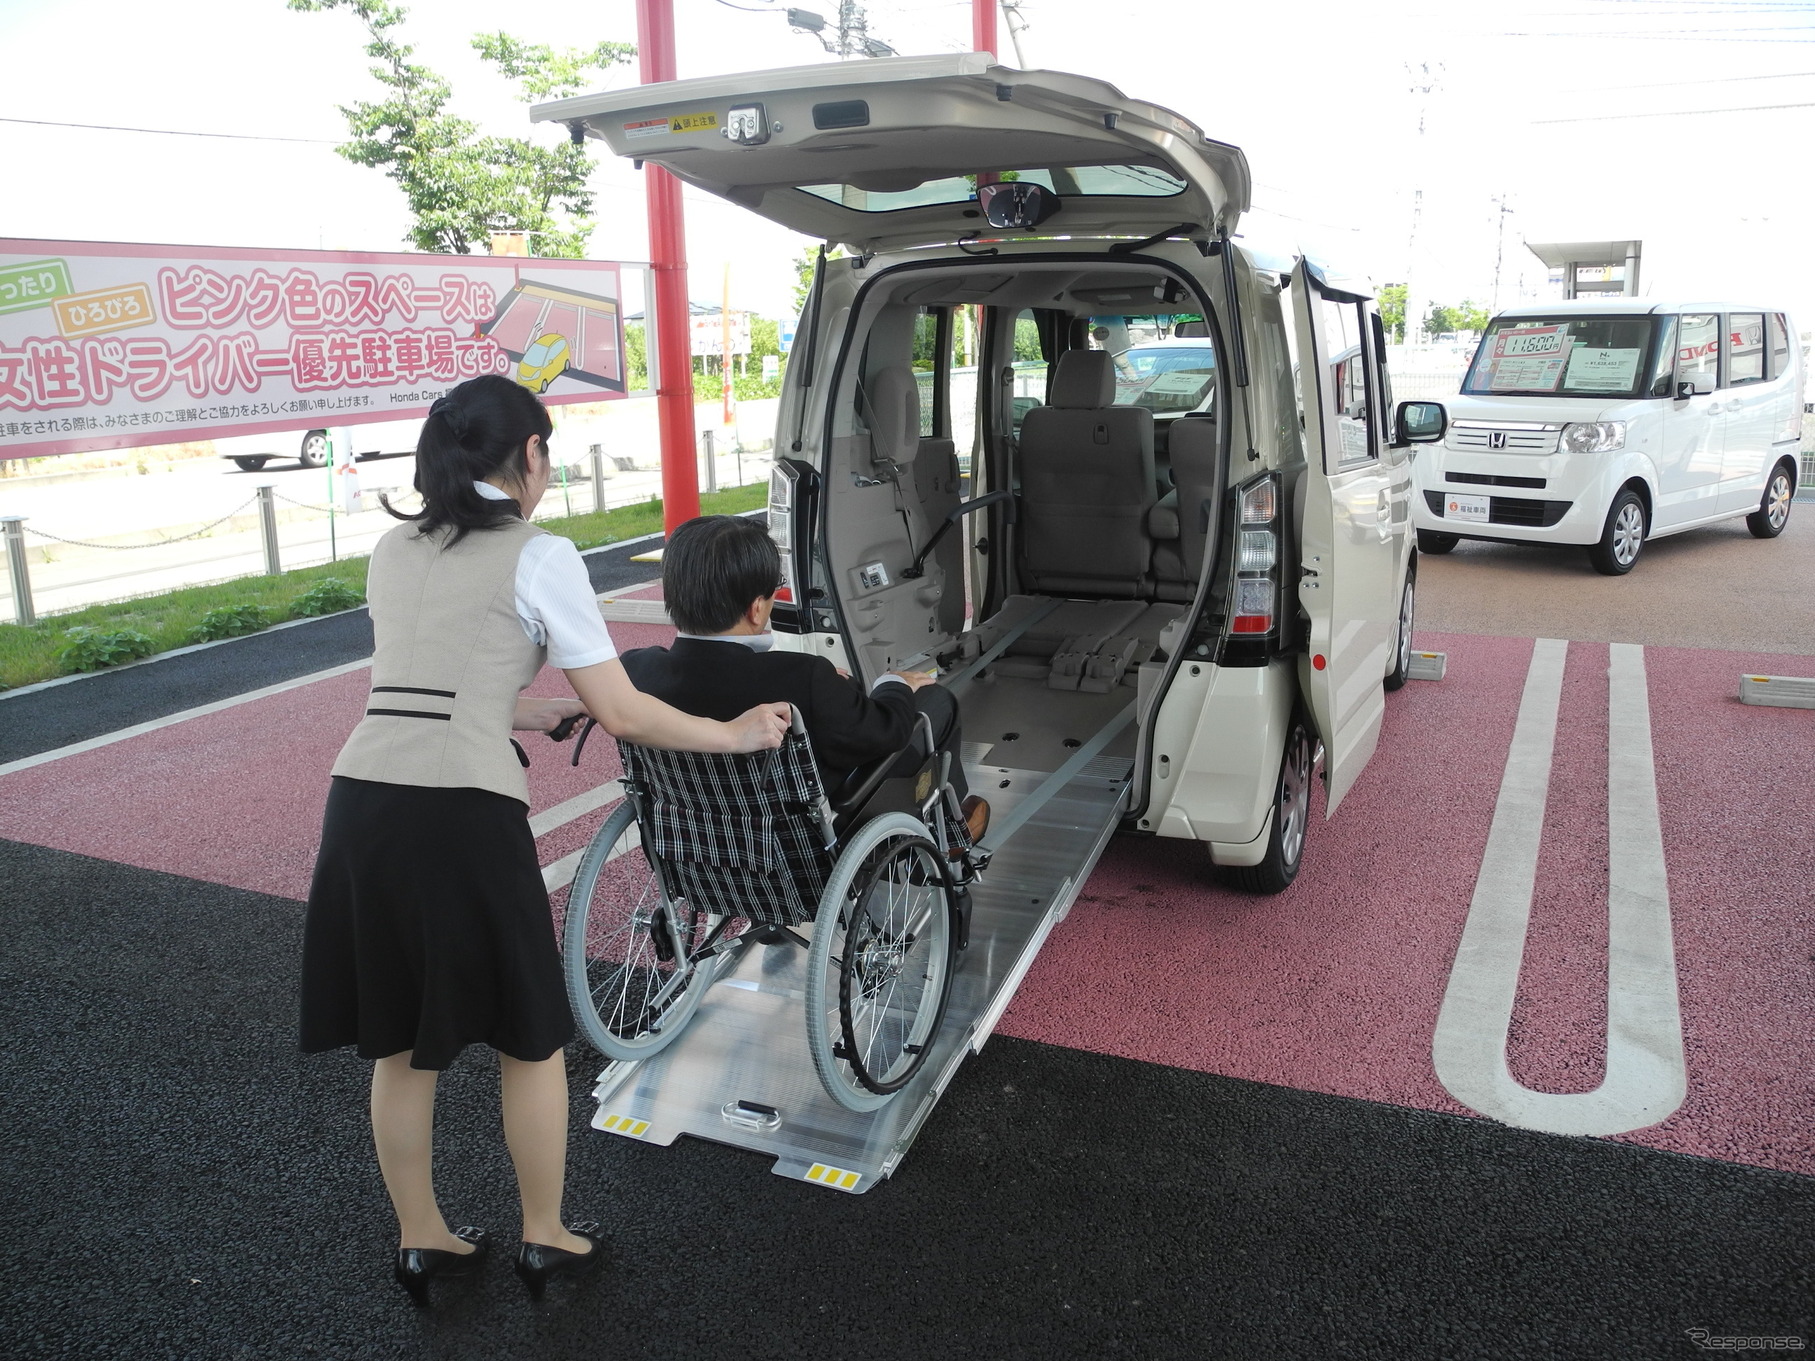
1402;61;1441;349
999;0;1030;65
635;0;699;533
1490;194;1512;313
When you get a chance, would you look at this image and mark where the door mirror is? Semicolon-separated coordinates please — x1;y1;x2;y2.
1395;400;1447;444
1675;372;1715;399
977;180;1061;231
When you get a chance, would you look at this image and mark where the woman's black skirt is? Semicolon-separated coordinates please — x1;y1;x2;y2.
300;777;573;1070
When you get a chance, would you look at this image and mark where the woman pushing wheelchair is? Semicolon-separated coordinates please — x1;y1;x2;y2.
298;375;788;1307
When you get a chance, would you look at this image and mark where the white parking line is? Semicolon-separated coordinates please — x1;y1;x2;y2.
1432;639;1686;1138
0;658;372;779
529;780;623;838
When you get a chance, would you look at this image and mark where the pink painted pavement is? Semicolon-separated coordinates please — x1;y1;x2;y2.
3;624;1811;1177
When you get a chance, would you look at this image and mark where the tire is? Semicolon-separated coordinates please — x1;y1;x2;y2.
562;802;728;1062
297;430;329;469
1587;489;1647;575
1222;714;1313;896
1384;562;1416;692
1746;462;1795;539
232;456;268;472
805;812;956;1113
1416;529;1458;555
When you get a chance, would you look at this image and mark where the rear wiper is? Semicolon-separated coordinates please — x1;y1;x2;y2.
1108;223;1201;256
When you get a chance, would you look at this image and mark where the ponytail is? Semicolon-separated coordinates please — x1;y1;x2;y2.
383;374;553;545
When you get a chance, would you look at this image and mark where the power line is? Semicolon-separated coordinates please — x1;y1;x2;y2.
1533;100;1815;122
1563;69;1815;91
0;116;338;144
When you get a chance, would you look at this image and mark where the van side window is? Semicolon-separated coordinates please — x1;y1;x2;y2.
1009;308;1046;439
1768;312;1792;380
1725;313;1765;387
1678;313;1720;389
1646;316;1678;397
912;307;943;438
1319;298;1376;466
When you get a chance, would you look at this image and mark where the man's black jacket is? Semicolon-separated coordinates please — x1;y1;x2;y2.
620;636;916;793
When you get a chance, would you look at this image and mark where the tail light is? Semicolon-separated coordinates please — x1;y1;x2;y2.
767;458;819;632
1229;473;1281;637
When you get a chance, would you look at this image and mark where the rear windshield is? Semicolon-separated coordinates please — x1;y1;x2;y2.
1463;315;1662;399
799;164;1186;213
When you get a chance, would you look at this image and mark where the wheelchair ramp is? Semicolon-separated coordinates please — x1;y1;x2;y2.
586;746;1133;1193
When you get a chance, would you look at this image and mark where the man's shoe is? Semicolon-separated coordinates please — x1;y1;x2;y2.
961;796;989;846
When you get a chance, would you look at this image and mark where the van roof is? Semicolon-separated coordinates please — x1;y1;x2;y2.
1493;299;1784;319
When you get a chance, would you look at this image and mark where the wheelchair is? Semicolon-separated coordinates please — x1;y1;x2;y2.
558;709;986;1113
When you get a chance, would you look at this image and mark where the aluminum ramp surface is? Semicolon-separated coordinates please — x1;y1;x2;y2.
587;740;1133;1193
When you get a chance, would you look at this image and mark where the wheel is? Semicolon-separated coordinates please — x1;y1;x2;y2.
1222;714;1313;896
562;802;731;1062
297;430;329;469
232;456;268;472
1416;529;1458;555
1384;562;1416;692
1747;462;1795;539
805;812;956;1112
1587;489;1647;575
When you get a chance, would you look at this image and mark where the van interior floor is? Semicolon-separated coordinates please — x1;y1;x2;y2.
945;593;1184;775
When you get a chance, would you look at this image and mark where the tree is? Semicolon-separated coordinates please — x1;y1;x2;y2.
1379;283;1407;343
1425;300;1491;337
289;1;632;257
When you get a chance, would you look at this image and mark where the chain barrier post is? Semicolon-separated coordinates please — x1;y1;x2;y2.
701;429;717;495
257;485;282;577
2;516;34;626
590;443;607;515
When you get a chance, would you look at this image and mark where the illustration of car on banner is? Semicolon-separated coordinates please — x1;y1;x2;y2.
481;280;625;395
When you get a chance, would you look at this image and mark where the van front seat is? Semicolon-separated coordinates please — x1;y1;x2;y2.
1150;413;1218;603
1017;350;1157;598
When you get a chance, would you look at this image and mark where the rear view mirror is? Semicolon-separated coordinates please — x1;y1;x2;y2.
977;180;1061;231
1395;400;1446;444
1675;372;1715;399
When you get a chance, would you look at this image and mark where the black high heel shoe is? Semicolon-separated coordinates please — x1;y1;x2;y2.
393;1226;489;1307
514;1222;606;1301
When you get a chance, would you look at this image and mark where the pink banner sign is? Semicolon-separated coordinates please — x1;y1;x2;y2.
0;238;625;461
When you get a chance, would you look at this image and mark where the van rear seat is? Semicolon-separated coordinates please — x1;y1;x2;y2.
1016;351;1157;598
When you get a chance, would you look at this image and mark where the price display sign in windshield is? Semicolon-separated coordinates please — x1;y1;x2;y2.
1469;325;1570;394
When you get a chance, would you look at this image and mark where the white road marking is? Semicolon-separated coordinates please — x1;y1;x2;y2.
0;658;372;779
529;780;623;838
542;819;633;893
1432;639;1685;1137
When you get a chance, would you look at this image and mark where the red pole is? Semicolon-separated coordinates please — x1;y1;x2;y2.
971;0;997;57
636;0;699;533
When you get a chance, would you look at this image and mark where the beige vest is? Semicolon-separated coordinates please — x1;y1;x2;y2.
333;516;547;804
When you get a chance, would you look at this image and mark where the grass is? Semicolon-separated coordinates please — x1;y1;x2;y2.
0;482;767;691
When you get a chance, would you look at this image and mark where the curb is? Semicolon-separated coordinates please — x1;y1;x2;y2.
0;527;670;702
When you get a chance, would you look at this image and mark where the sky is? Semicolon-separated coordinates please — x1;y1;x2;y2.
3;0;1814;326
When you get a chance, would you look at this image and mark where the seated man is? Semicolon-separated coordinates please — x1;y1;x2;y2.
621;514;987;846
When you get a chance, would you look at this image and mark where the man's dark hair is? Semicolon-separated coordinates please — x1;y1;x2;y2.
663;515;782;635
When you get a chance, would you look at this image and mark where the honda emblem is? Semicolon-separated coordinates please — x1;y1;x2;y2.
1488;431;1508;450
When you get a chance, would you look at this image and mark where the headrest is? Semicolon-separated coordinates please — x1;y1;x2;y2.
1168;413;1217;469
1048;350;1116;409
865;367;920;464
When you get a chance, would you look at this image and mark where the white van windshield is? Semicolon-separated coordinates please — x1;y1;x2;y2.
1463;315;1662;399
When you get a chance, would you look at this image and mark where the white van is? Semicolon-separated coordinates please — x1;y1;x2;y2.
1412;300;1801;574
537;55;1443;891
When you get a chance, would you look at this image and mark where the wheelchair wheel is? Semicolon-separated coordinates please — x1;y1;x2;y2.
805;812;957;1113
562;802;725;1062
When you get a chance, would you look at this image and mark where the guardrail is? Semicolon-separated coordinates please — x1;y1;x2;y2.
2;436;771;625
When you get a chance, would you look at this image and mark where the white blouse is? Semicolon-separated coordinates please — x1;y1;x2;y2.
473;482;618;670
